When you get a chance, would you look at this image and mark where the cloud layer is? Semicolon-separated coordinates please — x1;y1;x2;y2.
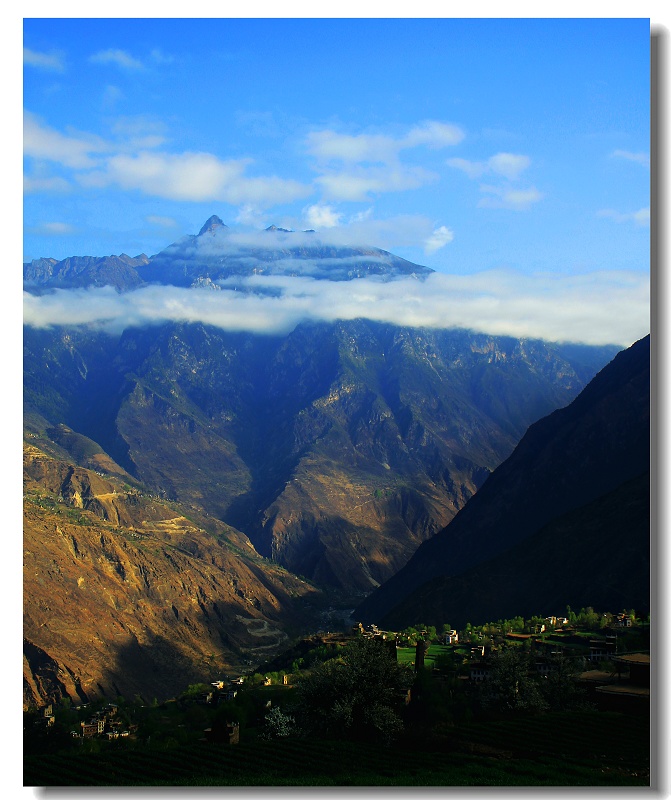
23;269;649;347
177;215;452;256
306;121;465;164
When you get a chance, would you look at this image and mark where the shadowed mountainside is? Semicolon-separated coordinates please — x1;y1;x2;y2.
356;335;650;627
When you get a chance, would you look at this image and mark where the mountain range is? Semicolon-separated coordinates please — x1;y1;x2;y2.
23;216;639;706
24;215;431;291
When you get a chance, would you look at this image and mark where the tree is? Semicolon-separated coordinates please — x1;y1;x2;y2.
181;683;210;699
260;706;299;739
295;636;412;744
479;647;548;714
537;653;590;712
577;607;600;629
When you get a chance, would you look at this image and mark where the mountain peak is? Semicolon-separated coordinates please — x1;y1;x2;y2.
198;215;227;236
265;225;292;233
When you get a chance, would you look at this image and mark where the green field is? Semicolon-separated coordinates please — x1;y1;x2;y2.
396;643;454;668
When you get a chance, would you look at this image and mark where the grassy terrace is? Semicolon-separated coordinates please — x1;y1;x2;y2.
396;643;453;668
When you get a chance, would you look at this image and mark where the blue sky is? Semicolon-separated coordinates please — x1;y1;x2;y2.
22;16;651;345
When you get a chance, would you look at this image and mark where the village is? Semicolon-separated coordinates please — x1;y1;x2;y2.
25;606;649;756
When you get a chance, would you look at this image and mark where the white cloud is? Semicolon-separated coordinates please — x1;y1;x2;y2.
110;116;167;150
316;165;437;201
447;152;531;181
487;153;531;180
424;226;454;254
478;185;543;210
299;214;438;250
402;121;465;149
304;204;343;229
23;113;309;208
306;130;398;164
611;150;649;168
634;208;651;226
598;207;650;227
445;157;487;179
150;49;174;65
132;215;445;258
447;153;536;209
89;49;144;70
27;221;77;236
24;111;107;169
146;215;178;228
23;268;649;348
23;175;71;194
23;47;65;72
79;150;312;206
79;151;238;200
306;120;464;165
235;205;268;226
349;207;374;224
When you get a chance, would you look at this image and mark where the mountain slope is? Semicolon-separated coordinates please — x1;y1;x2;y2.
355;335;650;624
379;472;649;630
24;320;618;594
23;442;321;709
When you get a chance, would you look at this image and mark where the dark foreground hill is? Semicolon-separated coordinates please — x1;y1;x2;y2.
357;335;650;627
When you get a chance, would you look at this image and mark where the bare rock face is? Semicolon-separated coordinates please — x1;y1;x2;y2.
23;444;321;709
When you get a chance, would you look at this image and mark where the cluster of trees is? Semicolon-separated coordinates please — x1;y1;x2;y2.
565;606;640;629
260;635;591;745
292;636;412;744
400;607;645;645
479;648;589;715
256;637;414;744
